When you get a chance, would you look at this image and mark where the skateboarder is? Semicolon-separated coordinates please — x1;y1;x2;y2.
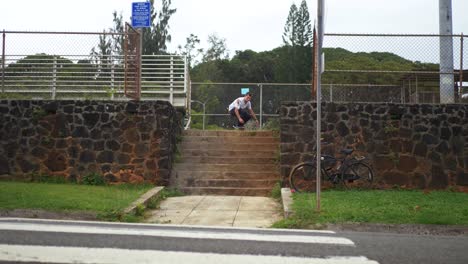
228;92;259;129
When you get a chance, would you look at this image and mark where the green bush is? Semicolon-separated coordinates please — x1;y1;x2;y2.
81;173;106;186
134;204;146;216
271;182;282;200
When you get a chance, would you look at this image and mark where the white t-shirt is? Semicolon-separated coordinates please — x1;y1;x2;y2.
228;97;252;111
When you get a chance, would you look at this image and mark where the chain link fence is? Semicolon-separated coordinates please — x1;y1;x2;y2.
189;34;467;130
1;31;467;129
323;33;468;104
190;82;312;130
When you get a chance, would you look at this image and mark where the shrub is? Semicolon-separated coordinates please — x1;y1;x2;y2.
81;172;106;186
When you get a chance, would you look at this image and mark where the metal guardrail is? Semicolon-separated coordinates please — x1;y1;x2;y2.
1;54;188;106
1;31;189;108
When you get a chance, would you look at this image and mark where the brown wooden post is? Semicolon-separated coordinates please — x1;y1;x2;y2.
311;27;318;101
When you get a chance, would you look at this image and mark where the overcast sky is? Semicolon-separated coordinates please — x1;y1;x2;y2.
1;0;467;55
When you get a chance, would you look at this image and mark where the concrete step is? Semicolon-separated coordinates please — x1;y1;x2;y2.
174;163;278;172
180;142;278;151
178;156;276;164
183;130;278;137
179;149;277;158
186;179;277;188
180;187;272;196
182;136;279;144
173;129;280;197
172;170;279;180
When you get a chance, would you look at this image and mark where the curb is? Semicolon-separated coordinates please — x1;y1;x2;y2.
280;188;294;218
123;186;164;214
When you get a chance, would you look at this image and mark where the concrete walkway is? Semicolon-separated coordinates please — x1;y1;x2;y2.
145;196;282;228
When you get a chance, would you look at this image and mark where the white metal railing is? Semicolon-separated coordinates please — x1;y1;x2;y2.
1;54;188;107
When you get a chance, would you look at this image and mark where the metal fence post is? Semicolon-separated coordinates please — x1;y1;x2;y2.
259;83;263;129
191;100;205;130
111;59;115;100
1;30;5;94
170;56;174;104
415;75;419;103
52;56;57;100
460;33;464;100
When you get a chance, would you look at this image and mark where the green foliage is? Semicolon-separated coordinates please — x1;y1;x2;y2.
202;34;229;62
81;173;106;186
31;107;47;121
134;204;146;216
263;118;280;131
191;81;222;126
383;120;399;134
283;0;313;47
282;3;299;46
142;0;177;55
271;182;282;200
0;93;32;99
178;34;203;68
272;190;468;229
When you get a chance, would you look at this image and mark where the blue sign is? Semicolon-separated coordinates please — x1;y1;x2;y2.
132;2;151;28
241;88;250;95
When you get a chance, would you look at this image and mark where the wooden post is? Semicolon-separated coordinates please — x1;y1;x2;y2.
312;27;318;101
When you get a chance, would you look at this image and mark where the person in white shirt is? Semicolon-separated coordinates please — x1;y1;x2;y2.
228;92;259;129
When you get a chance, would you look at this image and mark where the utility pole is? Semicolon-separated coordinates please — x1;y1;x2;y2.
315;0;325;212
439;0;454;103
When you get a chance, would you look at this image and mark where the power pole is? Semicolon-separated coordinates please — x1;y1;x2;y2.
439;0;454;103
315;0;325;212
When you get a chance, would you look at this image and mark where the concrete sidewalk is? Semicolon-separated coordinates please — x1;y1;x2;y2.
145;196;282;228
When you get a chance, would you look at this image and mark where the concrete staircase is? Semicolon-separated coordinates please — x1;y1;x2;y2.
170;130;280;196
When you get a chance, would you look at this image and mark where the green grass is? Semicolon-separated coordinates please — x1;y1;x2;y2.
0;181;153;213
273;190;468;228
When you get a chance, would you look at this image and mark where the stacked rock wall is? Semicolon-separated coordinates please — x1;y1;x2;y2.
280;102;468;189
0;100;181;184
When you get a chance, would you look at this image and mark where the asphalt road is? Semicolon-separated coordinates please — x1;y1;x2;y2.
0;218;467;264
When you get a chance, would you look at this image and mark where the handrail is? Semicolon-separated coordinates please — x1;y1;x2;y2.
1;54;188;107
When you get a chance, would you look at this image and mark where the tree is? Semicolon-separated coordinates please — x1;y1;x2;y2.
177;34;204;68
282;1;313;47
296;0;313;47
90;31;112;83
109;11;124;57
202;33;229;62
142;0;177;55
282;3;298;46
99;0;176;56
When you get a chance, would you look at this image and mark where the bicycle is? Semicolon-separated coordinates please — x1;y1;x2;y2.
289;147;374;193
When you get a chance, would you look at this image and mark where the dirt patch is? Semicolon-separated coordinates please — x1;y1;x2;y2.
0;209;98;221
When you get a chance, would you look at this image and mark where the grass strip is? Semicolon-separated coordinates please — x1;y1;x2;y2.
0;181;153;213
273;189;468;228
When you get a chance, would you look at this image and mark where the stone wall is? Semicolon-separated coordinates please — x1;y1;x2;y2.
0;100;181;184
280;102;468;189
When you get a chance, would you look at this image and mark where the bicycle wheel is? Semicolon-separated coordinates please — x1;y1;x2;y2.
341;162;374;189
289;162;318;193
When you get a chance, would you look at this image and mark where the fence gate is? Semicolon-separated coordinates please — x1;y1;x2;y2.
124;23;141;100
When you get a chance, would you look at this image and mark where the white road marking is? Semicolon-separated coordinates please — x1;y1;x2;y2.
0;244;379;264
0;218;336;233
0;222;354;245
